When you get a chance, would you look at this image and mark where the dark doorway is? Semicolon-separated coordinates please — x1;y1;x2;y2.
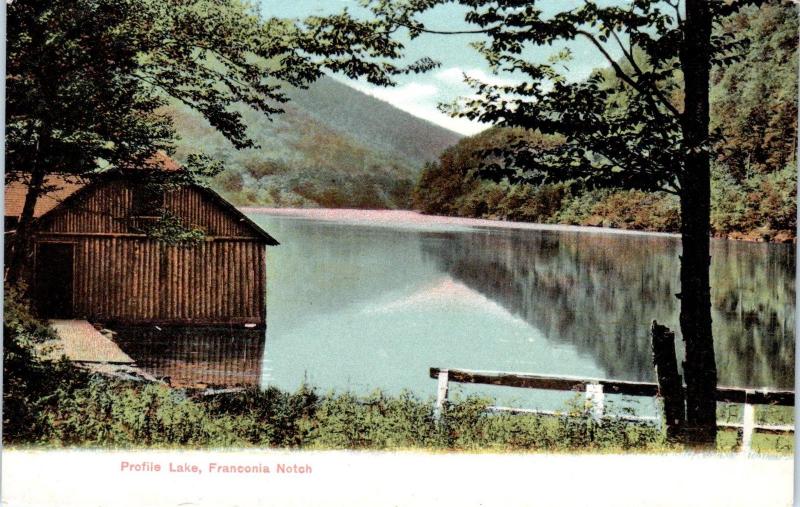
35;242;74;318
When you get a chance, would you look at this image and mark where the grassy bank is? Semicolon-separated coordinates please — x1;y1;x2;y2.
3;290;793;453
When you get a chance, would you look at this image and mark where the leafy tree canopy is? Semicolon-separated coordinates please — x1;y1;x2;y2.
5;0;437;281
6;0;436;182
361;0;768;194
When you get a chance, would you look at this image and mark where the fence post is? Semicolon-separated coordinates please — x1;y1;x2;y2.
651;321;686;441
435;369;449;421
586;383;605;422
741;390;755;455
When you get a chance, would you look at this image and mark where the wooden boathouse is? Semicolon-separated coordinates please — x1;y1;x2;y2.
5;159;278;328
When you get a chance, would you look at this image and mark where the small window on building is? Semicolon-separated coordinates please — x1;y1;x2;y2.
129;186;164;233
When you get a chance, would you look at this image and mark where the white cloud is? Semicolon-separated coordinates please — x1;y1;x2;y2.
346;80;489;136
429;114;488;136
357;82;439;104
435;67;520;89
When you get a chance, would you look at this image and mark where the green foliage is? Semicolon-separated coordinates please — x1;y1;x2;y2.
412;127;566;218
711;164;797;237
133;211;206;246
551;188;614;226
370;0;776;194
6;0;447;259
8;0;172;176
7;0;432;172
3;285;56;344
587;190;681;232
308;390;438;449
711;2;798;180
3;286;90;444
413;4;795;241
48;380;242;447
403;1;795;240
170;97;425;210
371;0;696;192
438;395;493;449
499;183;570;223
752;167;796;232
482;398;664;453
413;127;683;232
203;385;319;447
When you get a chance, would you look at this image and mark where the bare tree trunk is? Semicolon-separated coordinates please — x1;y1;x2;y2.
651;321;685;442
677;0;717;447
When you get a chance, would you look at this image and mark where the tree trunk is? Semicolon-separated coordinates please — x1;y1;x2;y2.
6;169;46;287
677;0;717;447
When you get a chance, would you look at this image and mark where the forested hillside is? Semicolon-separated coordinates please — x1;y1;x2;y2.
170;76;461;209
412;2;797;241
283;77;462;167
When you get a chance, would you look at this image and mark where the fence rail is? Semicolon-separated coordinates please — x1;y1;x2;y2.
430;367;794;454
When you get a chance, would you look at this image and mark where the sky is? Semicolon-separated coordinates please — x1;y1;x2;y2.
259;1;625;136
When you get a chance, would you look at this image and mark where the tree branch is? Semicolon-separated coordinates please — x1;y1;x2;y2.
666;0;683;27
609;29;682;121
396;22;497;35
610;30;642;75
576;30;681;120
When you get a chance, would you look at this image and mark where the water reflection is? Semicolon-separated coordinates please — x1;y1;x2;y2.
421;228;795;388
115;327;265;389
253;214;794;395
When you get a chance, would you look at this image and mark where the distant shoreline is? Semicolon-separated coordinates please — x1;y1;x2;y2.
241;208;795;244
241;207;682;239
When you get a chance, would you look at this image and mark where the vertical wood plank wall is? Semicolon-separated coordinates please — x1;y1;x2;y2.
33;179;270;326
42;237;266;325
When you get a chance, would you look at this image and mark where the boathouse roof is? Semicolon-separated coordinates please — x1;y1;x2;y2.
4;154;278;245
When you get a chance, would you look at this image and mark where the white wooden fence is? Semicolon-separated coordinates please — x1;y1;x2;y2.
431;367;794;454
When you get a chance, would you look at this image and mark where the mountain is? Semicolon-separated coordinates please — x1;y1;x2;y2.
283;77;462;167
170;76;462;209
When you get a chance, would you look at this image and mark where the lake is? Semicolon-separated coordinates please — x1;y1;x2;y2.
116;210;795;412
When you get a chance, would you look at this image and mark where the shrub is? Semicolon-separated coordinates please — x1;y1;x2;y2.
50;379;242;447
751;165;796;231
586;190;681;232
203;385;319;447
711;167;750;233
552;189;611;225
310;390;439;449
3;286;91;444
711;164;796;235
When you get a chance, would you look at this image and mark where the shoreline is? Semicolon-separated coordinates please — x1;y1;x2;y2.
242;207;681;238
240;207;794;243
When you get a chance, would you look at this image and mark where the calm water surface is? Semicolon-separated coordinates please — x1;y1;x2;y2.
117;211;795;411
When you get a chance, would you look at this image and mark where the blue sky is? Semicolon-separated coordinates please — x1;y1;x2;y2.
259;1;626;136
